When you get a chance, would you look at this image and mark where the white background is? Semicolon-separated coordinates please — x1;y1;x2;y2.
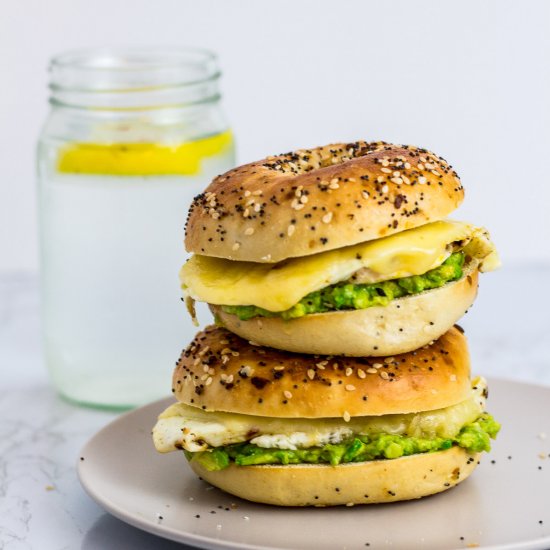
1;0;549;271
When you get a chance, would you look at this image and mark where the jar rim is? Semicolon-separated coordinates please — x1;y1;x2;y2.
49;46;222;108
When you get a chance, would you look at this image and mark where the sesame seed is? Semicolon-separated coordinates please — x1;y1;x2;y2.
431;169;440;177
357;369;366;379
253;189;263;196
232;242;240;251
287;224;296;237
381;185;389;193
283;390;293;399
381;167;392;174
307;369;315;380
345;502;355;507
328;181;340;190
380;371;390;380
404;162;411;169
418;176;427;184
300;195;308;204
240;365;254;377
244;190;251;197
367;368;378;374
205;376;213;386
343;411;351;422
274;365;285;371
391;177;403;184
402;175;410;184
322;212;333;223
291;198;305;210
373;363;383;369
244;227;254;236
345;384;356;391
243;208;250;217
345;367;353;376
362;190;370;199
377;176;385;183
417;163;425;171
384;357;395;364
393;171;401;177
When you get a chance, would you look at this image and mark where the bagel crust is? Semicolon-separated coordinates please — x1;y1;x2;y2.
185;141;464;262
189;447;480;506
172;325;471;418
212;262;479;357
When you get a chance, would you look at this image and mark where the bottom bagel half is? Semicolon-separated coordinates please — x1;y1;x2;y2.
188;446;480;506
211;262;479;357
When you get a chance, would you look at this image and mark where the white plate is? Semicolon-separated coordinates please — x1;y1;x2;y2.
78;378;550;550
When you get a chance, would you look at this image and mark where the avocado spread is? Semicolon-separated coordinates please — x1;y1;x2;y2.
187;412;500;471
222;252;465;321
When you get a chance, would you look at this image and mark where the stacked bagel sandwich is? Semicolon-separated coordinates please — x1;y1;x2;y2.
153;141;501;506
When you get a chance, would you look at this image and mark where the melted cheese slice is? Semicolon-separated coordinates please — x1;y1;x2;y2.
153;379;487;453
181;220;499;312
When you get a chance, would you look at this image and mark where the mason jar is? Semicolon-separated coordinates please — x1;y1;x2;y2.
37;47;235;409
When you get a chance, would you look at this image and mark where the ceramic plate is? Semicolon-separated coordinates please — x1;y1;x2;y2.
78;378;550;550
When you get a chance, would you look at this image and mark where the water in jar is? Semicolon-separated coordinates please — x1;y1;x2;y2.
38;132;234;408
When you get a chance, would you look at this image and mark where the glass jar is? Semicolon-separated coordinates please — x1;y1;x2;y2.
37;47;235;409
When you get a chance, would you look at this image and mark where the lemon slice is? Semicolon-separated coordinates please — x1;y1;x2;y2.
57;130;233;176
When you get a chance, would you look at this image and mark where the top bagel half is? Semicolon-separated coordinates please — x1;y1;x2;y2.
185;141;463;262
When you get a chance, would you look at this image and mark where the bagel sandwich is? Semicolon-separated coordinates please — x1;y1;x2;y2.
152;325;500;506
181;141;499;356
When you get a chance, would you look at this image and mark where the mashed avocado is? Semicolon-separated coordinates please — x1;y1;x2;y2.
222;252;465;321
187;412;500;471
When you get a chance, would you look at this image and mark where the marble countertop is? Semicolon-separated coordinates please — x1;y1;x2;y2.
1;265;549;550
